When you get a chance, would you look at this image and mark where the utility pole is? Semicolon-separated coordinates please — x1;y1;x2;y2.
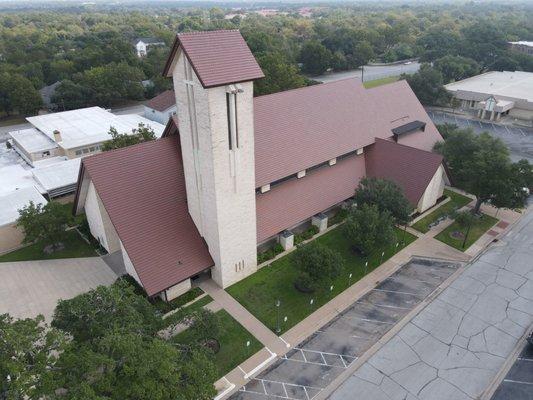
361;65;364;83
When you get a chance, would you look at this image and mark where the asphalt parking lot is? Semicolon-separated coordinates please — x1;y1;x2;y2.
492;340;533;400
427;110;533;163
230;258;460;400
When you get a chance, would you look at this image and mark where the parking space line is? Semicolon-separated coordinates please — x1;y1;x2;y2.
355;300;412;310
518;128;526;137
518;357;533;361
505;125;511;134
503;379;533;385
478;121;482;128
372;288;421;296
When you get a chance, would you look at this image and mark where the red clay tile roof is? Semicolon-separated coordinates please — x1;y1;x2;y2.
254;79;443;188
145;89;175;112
80;137;213;296
162;115;179;138
163;30;264;88
256;153;366;242
365;138;444;206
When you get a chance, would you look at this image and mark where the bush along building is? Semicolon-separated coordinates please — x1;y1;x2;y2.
73;30;448;302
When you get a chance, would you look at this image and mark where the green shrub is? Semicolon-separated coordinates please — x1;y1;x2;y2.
294;242;344;292
151;287;204;314
257;243;284;264
294;226;319;245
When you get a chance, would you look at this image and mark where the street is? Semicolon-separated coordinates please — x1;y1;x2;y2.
312;62;420;84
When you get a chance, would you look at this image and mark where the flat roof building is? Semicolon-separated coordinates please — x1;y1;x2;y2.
9;107;165;165
445;71;533;124
509;41;533;56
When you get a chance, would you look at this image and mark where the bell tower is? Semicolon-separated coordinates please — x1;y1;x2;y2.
164;30;264;288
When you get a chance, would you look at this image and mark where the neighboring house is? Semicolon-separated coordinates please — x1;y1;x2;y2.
445;71;533;124
134;38;165;57
74;30;447;302
0;187;47;254
8;107;165;165
508;41;533;56
143;89;177;124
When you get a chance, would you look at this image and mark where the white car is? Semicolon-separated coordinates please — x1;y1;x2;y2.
403;61;412;65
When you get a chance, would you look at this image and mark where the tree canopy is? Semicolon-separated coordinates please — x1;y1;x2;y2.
294;242;344;292
101;123;157;151
434;127;532;213
344;204;396;256
354;177;412;225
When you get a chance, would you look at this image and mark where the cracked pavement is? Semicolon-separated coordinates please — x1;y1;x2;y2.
329;211;533;400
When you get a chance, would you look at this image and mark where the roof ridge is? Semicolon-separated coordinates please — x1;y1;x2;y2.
254;78;361;101
177;29;240;36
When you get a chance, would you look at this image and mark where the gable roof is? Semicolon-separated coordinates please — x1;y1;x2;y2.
253;79;443;188
163;30;264;88
365;138;444;205
145;89;176;112
79;137;213;296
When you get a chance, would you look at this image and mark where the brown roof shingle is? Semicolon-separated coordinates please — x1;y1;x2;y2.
365;138;444;206
256;153;366;242
145;89;175;112
254;79;443;188
81;137;213;296
164;30;264;88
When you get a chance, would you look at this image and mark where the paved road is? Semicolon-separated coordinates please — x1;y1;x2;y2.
230;257;460;400
427;110;533;163
491;340;533;400
329;210;533;400
313;62;420;84
0;257;117;321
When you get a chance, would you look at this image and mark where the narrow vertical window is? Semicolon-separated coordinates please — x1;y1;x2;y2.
234;94;239;148
226;93;233;150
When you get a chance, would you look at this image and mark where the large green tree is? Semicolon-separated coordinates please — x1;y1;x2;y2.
403;64;450;106
254;53;308;96
0;314;66;400
17;201;72;252
353;177;412;225
299;41;332;76
434;128;532;213
294;242;344;292
344;204;395;256
0;72;43;116
434;55;480;83
52;278;161;343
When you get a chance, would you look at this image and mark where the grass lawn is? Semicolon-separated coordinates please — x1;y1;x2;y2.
363;76;399;88
0;230;97;262
227;226;417;334
171;309;262;377
412;189;472;233
435;213;498;251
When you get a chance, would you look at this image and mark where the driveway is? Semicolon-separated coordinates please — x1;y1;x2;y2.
327;210;533;400
0;257;117;321
230;257;460;399
427;110;533;163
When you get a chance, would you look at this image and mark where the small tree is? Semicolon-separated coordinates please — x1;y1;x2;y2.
294;242;344;292
0;314;66;400
101;123;156;151
17;201;72;251
344;204;395;256
353;177;412;225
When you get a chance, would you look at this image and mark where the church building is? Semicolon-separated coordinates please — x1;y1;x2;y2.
73;30;447;301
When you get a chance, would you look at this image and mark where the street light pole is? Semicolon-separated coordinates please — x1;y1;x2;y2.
276;300;281;334
462;221;472;249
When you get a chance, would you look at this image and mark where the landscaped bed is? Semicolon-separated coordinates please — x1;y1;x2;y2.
0;230;97;262
435;213;498;251
152;287;205;314
171;309;262;377
227;226;417;334
411;189;472;233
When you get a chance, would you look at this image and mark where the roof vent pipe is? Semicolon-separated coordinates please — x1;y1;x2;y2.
53;130;62;143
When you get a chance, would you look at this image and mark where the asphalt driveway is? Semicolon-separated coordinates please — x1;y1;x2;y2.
0;257;117;321
231;258;460;399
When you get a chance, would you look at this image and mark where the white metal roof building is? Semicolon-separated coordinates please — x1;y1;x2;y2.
445;71;533;123
0;187;47;227
32;158;82;198
26;107;165;150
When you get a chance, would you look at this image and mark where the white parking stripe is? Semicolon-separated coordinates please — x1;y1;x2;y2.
503;379;533;385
